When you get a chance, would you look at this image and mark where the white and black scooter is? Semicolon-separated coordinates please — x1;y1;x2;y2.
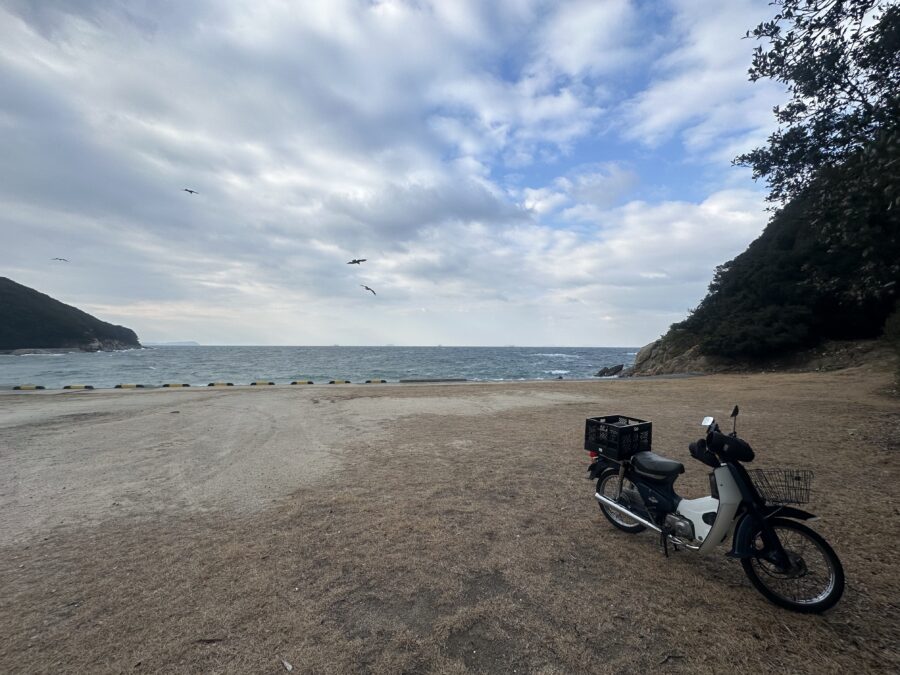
586;407;844;613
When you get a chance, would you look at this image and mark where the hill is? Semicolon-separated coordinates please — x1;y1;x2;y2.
631;156;899;375
630;1;900;378
0;277;141;352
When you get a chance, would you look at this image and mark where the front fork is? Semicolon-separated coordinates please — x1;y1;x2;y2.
757;516;793;569
729;508;793;570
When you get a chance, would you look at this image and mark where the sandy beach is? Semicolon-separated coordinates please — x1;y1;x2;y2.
1;369;898;673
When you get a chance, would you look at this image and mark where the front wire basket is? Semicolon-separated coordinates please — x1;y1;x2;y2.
748;468;813;505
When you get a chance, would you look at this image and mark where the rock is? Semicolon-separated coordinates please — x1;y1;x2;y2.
607;364;624;376
633;341;659;369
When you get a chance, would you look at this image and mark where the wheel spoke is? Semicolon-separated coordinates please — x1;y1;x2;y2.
599;475;641;528
750;523;836;606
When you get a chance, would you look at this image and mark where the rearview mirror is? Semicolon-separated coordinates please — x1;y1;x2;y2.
701;416;714;429
730;405;739;418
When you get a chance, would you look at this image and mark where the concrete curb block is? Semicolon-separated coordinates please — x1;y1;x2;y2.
250;381;275;386
208;382;234;387
115;384;146;389
328;380;351;384
162;383;190;388
290;380;314;385
63;384;94;390
13;384;45;390
365;379;388;383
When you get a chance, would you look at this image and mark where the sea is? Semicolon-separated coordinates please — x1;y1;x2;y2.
0;346;638;390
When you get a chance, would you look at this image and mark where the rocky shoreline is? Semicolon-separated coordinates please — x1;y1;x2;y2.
1;339;142;355
629;336;891;376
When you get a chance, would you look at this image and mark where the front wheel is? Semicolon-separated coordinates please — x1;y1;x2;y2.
596;468;646;533
741;517;844;613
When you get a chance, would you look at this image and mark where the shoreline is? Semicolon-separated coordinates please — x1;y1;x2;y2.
0;345;143;355
0;373;706;393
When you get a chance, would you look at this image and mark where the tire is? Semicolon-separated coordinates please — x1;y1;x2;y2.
596;468;646;533
741;517;845;613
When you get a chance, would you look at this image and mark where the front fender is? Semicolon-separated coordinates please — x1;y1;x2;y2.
763;505;817;521
727;506;817;559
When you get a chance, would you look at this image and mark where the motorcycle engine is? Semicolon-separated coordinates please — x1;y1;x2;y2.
664;514;695;541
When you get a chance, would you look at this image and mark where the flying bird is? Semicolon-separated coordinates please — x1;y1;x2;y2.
183;188;198;194
51;257;69;262
347;259;367;265
361;285;376;296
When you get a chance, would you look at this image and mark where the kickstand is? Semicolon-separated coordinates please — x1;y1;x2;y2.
660;532;669;558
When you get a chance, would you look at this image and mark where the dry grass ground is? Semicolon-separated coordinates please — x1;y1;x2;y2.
1;367;898;673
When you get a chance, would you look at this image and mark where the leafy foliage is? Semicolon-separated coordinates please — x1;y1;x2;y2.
674;163;898;358
734;0;900;305
0;277;140;350
667;0;900;360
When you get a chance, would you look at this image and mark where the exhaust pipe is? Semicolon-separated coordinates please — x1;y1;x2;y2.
595;492;662;533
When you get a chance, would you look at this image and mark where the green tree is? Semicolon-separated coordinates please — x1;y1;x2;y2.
734;0;900;303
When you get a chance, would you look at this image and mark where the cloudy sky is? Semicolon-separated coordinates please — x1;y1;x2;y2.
1;0;784;346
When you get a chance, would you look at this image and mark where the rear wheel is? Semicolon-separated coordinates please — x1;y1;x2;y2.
741;517;844;613
596;468;646;533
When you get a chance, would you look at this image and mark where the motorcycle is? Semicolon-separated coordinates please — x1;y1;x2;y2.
586;406;845;613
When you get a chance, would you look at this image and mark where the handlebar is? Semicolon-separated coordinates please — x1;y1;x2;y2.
689;437;719;467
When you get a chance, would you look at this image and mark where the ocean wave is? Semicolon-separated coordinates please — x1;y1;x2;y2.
532;353;582;359
626;352;637;356
544;369;570;375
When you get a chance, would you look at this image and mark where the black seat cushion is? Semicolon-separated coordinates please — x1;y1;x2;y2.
632;451;684;478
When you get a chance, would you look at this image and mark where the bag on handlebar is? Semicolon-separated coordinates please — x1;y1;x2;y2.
707;430;754;462
689;438;719;467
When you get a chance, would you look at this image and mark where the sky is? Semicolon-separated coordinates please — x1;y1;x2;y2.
0;0;786;347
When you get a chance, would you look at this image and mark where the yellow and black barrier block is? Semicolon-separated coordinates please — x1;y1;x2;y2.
63;384;94;390
291;380;314;385
365;379;387;384
13;384;45;390
328;379;351;384
115;384;145;389
208;382;234;387
250;381;275;386
162;383;190;388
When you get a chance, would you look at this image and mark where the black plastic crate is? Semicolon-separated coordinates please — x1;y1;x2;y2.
584;415;652;461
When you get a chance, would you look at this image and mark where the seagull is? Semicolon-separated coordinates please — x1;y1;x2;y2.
51;257;69;262
361;285;376;295
347;259;367;265
183;188;198;195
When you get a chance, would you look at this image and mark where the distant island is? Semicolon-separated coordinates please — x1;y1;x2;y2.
143;341;200;346
0;277;141;353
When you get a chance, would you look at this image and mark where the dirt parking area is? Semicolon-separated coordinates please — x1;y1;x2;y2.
1;368;898;673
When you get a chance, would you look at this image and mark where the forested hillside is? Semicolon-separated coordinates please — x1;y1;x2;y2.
635;0;899;371
674;153;898;359
0;277;140;351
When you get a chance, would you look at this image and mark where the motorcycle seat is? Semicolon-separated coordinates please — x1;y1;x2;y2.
632;451;685;479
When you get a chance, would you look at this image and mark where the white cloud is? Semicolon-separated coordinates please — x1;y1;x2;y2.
522;186;568;215
517;163;639;218
621;0;786;159
0;1;778;346
534;0;639;77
